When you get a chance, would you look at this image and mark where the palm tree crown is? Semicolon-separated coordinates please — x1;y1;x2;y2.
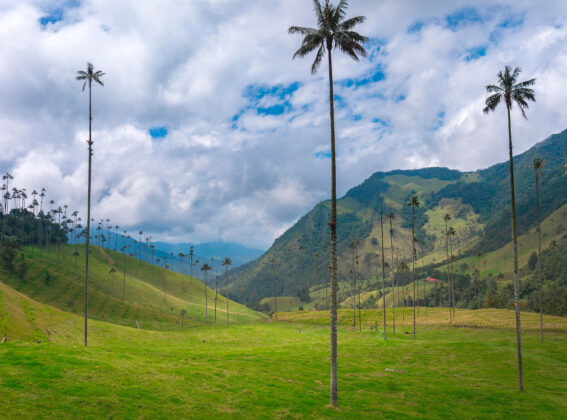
76;63;105;91
483;66;535;118
289;0;368;74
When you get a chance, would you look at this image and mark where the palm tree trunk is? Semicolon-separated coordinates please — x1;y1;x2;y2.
357;256;361;332
215;276;218;324
226;270;229;327
412;206;416;340
327;46;339;408
507;105;524;391
389;221;395;334
84;81;93;348
380;206;386;340
204;272;208;322
535;168;543;343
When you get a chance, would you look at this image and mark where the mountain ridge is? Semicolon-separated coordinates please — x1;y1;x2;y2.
230;129;567;303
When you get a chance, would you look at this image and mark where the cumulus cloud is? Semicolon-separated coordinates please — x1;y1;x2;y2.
1;0;566;248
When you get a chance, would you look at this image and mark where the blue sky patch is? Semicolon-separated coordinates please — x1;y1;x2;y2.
339;65;385;89
232;82;302;126
314;151;332;160
39;0;80;27
149;127;168;139
243;82;301;101
465;45;487;61
446;8;484;30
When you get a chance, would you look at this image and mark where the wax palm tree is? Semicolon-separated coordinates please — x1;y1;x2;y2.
386;212;396;333
484;65;535;391
533;157;545;343
76;62;104;347
443;213;452;323
289;0;367;406
222;257;232;327
138;231;143;263
200;263;212;321
407;195;420;340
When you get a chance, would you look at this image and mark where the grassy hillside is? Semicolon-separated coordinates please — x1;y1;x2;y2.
1;308;566;418
0;244;262;334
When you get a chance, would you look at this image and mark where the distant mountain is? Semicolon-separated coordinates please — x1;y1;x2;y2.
91;233;263;283
229;129;567;303
152;241;264;272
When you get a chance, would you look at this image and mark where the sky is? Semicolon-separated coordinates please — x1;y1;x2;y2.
1;0;566;249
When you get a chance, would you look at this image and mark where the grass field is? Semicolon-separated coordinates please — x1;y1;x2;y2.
1;292;566;419
2;243;567;419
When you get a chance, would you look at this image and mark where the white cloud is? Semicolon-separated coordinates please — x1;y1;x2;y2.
1;0;567;248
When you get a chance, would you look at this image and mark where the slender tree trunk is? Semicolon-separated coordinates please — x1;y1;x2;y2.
380;205;386;340
204;272;208;321
535;168;544;343
84;81;93;348
327;46;339;408
357;265;361;332
351;228;356;328
226;269;229;327
507;105;524;391
215;276;218;324
446;220;451;324
412;205;416;340
123;252;126;299
272;263;278;320
389;219;395;333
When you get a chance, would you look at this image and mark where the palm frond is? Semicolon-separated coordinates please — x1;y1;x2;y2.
311;43;326;74
293;35;324;59
313;0;326;29
335;33;367;59
483;93;502;113
511;66;521;82
341;30;368;44
288;26;319;36
335;0;349;22
485;84;502;93
515;78;535;88
338;15;365;31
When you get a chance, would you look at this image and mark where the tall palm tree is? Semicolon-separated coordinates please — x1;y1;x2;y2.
222;257;232;327
407;195;420;340
386;212;396;333
484;65;535;391
289;0;367;406
443;213;452;323
138;231;143;263
76;62;104;348
200;263;212;321
533;157;544;343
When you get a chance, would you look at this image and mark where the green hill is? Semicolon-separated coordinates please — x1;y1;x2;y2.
0;244;263;339
230;129;567;305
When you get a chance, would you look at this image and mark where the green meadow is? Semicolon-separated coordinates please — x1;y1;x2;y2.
1;288;567;419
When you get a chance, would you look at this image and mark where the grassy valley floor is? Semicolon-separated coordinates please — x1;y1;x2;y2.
1;308;567;419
